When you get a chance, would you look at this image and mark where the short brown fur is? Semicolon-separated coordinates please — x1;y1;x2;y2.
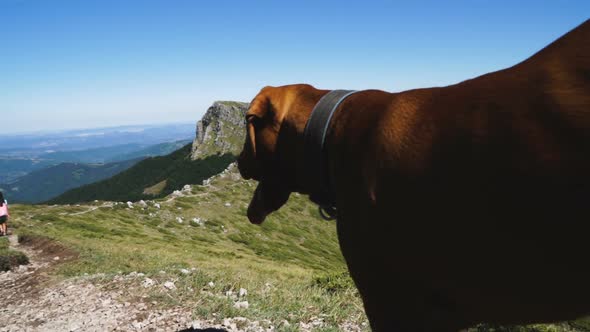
238;20;590;331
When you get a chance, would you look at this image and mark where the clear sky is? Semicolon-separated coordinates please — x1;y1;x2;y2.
1;1;588;134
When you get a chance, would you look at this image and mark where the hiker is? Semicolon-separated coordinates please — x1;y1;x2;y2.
0;192;9;236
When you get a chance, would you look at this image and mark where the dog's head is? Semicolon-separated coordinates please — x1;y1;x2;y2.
238;84;325;224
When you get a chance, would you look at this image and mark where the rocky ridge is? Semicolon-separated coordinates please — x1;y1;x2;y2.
191;101;249;160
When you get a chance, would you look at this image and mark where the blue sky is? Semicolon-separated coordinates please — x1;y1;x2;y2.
0;1;588;134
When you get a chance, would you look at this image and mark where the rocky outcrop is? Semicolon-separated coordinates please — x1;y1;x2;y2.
191;101;249;160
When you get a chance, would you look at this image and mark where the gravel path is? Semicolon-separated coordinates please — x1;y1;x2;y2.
0;235;364;332
68;203;114;216
0;236;205;332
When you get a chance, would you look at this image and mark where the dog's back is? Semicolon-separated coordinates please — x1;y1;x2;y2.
330;19;590;330
237;20;590;331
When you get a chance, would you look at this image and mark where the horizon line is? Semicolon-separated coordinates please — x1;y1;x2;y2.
0;120;198;137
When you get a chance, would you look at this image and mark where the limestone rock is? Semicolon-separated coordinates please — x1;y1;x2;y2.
141;278;155;288
233;301;249;309
163;281;176;290
239;287;248;297
191;101;249;159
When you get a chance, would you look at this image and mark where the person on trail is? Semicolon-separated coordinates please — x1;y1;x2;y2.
0;192;9;236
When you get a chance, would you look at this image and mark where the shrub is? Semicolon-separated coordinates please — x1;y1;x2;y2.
0;238;29;272
312;269;355;293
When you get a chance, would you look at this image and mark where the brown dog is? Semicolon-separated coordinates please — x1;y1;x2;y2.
238;20;590;331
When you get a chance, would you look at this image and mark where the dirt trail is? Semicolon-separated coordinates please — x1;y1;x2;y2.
68;203;114;216
0;235;208;332
0;235;361;331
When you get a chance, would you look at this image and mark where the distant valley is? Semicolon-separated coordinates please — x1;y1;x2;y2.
0;158;58;184
0;158;142;203
0;123;195;158
0;123;195;202
37;139;192;164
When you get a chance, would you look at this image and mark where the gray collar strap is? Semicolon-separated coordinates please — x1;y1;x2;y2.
303;89;358;219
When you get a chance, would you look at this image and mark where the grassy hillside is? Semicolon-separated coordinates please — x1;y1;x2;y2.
0;158;142;203
11;171;364;329
10;170;590;331
48;144;235;204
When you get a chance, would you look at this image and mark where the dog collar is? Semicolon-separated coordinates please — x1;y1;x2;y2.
303;89;359;220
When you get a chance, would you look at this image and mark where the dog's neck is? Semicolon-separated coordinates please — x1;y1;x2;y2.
277;88;328;195
285;89;359;211
306;90;359;208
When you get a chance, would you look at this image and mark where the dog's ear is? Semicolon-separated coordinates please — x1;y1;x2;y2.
244;93;271;158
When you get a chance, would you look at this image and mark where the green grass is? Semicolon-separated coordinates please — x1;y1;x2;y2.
10;173;365;329
313;269;356;294
0;236;29;272
143;179;168;195
8;173;590;331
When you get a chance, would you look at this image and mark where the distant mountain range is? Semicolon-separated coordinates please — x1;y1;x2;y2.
0;158;58;184
50;101;249;204
0;121;197;203
0;123;195;158
40;139;192;164
0;122;195;187
106;140;191;162
0;158;142;203
39;143;149;164
0;139;194;200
